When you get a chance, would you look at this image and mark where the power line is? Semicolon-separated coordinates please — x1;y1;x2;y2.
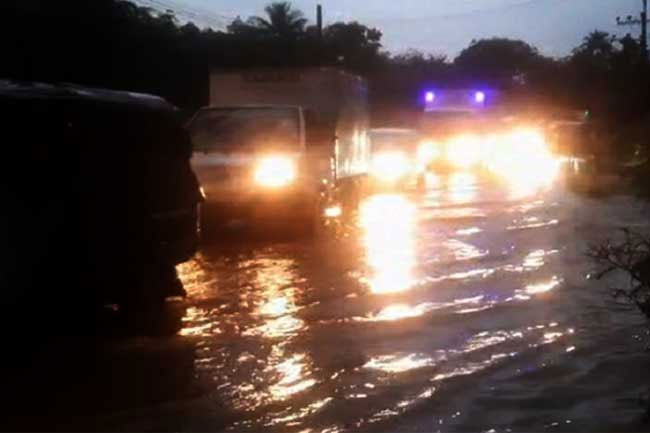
131;0;235;30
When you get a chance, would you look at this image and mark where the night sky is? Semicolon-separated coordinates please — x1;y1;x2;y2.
143;0;643;57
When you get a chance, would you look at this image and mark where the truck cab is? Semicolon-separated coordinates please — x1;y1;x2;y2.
189;68;370;232
418;89;500;172
189;105;331;223
368;128;425;191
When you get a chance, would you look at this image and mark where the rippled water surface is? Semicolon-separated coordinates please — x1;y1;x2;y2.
93;173;650;432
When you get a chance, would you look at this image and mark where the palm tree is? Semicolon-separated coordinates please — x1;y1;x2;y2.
252;2;307;39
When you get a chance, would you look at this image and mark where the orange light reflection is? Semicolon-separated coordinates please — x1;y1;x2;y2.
360;195;417;294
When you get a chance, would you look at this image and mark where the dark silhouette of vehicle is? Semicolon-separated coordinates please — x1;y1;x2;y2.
1;81;202;310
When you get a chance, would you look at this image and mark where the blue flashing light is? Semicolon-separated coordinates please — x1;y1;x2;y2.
425;91;435;103
474;91;486;104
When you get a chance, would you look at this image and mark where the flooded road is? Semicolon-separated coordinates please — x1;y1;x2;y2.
6;172;650;432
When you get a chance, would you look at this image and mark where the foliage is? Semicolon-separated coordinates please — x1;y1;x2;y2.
454;38;546;87
1;0;649;131
587;229;650;319
252;2;308;39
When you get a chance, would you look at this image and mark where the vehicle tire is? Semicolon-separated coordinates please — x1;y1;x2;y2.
285;196;321;238
199;203;219;243
118;263;185;312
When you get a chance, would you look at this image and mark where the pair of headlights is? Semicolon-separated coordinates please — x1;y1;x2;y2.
254;155;297;188
370;143;441;181
370;152;412;182
417;129;549;170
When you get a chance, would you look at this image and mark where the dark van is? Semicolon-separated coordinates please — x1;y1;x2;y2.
0;81;202;310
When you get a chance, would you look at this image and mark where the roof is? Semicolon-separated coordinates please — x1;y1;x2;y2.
370;128;419;135
199;104;301;111
0;80;176;111
423;107;480;114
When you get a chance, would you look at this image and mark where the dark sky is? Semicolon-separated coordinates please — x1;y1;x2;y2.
142;0;642;57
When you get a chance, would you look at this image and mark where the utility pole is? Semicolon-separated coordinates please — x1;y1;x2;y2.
617;0;649;61
316;4;323;41
316;4;324;66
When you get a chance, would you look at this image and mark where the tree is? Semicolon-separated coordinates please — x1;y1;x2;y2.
251;2;307;39
454;38;544;87
227;16;267;38
322;22;383;73
573;31;616;60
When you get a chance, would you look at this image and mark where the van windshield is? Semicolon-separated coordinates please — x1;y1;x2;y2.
370;131;419;152
189;107;300;152
420;110;487;135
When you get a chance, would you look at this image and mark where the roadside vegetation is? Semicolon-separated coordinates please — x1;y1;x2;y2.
2;1;649;145
589;229;650;319
588;229;650;419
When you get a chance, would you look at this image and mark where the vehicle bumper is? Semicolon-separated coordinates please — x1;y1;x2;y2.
202;183;320;220
369;172;422;190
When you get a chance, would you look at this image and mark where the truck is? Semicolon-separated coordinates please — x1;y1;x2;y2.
368;128;426;191
188;67;370;233
417;88;507;172
417;88;560;191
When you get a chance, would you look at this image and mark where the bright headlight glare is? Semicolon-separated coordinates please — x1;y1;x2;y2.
371;151;410;181
446;135;483;168
254;155;296;188
417;141;440;165
483;128;560;194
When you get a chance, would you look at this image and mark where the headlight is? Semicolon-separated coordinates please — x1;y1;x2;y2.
417;140;440;169
446;135;483;168
484;128;560;195
254;155;296;188
371;151;411;181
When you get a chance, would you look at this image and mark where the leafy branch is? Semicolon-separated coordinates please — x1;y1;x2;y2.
587;228;650;318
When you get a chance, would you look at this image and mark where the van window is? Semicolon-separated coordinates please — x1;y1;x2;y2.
189;107;300;152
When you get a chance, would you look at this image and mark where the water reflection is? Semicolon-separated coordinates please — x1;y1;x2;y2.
244;258;305;339
449;172;478;204
505;248;559;273
365;353;437;373
179;306;219;337
365;303;439;322
265;398;333;427
247;260;315;404
456;227;482;236
360;194;417;294
525;276;562;295
178;255;318;415
169;156;577;432
268;351;316;399
176;254;217;301
444;239;488;261
523;249;557;270
507;216;559;231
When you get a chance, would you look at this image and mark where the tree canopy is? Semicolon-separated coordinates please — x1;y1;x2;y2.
454;38;545;86
253;2;308;39
1;0;648;125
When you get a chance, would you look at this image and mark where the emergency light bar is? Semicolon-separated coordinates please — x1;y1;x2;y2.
422;88;490;112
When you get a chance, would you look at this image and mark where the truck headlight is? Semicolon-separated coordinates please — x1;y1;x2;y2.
446;135;483;168
371;151;410;182
417;140;440;169
254;155;296;188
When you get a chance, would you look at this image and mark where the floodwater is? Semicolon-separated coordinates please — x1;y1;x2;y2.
6;170;650;432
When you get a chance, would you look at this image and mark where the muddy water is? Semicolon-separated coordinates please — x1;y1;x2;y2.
20;171;643;432
138;171;648;433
